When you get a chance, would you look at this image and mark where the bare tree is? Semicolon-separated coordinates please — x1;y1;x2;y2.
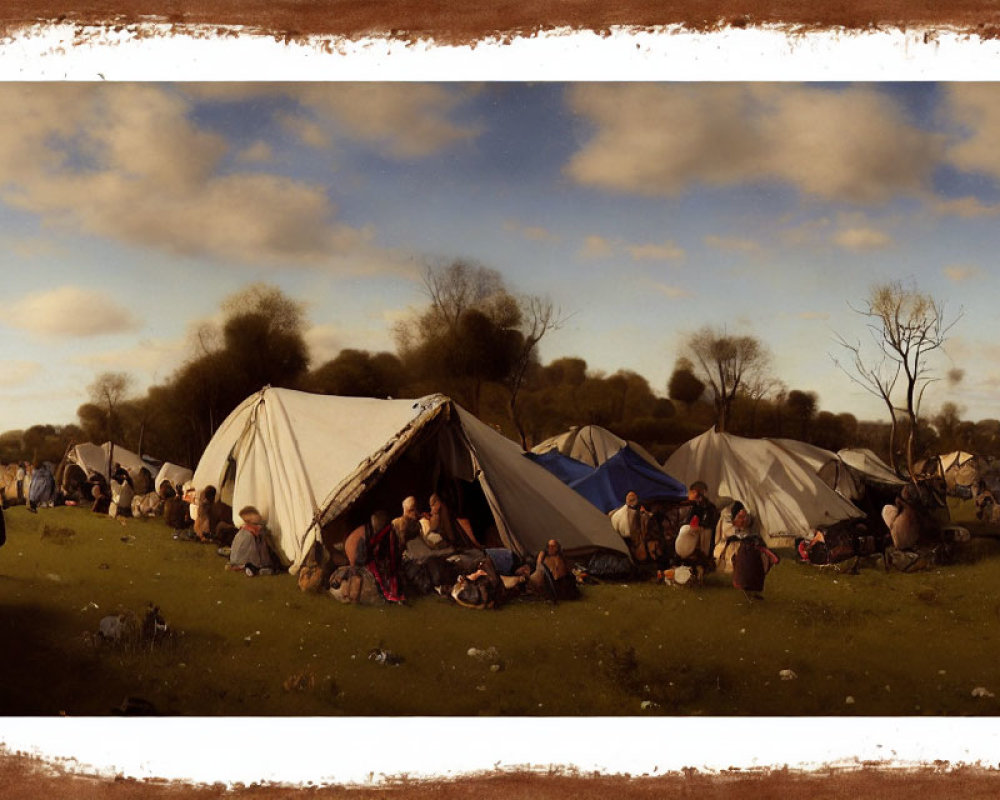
87;371;133;476
395;259;562;434
684;327;771;433
833;280;961;477
505;294;562;448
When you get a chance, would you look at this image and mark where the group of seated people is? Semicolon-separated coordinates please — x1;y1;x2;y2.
608;483;780;597
314;492;581;609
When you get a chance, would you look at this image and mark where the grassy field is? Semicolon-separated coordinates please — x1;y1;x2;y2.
1;501;999;716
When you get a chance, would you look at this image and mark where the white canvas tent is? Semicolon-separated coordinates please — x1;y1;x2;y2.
532;425;661;470
663;430;866;544
837;448;906;488
155;462;193;491
938;451;982;491
66;442;147;482
192;388;629;571
769;438;862;501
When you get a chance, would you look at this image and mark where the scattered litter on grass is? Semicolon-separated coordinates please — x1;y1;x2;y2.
779;669;798;681
972;686;995;698
368;648;403;666
283;670;316;692
467;646;499;662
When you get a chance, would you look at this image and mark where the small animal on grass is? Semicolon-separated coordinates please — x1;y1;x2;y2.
98;603;169;651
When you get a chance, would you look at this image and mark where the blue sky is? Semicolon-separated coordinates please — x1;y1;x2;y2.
1;82;998;433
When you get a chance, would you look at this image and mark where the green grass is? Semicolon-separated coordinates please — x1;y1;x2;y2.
1;502;999;716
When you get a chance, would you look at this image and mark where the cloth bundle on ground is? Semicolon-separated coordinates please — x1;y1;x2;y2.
328;565;383;604
402;555;458;596
108;480;134;518
795;519;881;566
131;492;162;518
583;551;635;580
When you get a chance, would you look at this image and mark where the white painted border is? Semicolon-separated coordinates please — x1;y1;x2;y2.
1;717;998;784
0;24;998;81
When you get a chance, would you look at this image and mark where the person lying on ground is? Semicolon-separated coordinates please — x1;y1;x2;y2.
451;554;509;609
228;506;280;576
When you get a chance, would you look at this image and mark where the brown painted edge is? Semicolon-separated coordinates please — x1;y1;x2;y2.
3;747;1000;798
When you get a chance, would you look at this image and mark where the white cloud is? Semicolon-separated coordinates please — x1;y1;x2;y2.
943;264;984;283
944;84;1000;180
932;196;1000;218
627;240;685;261
565;84;942;203
795;311;830;321
8;287;140;338
651;282;693;299
833;226;893;251
0;84;384;268
289;84;482;159
71;336;189;378
579;235;613;258
0;360;42;387
304;323;343;365
237;140;275;163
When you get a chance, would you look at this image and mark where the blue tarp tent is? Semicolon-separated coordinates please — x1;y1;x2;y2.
568;446;688;513
524;450;594;484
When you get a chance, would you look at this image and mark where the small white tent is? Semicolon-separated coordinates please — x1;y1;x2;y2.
154;462;193;492
532;425;661;470
769;438;862;501
663;430;866;544
193;388;629;570
837;448;906;489
66;442;147;482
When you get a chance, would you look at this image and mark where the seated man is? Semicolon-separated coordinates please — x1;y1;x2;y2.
333;511;391;603
681;480;720;541
228;506;280;576
90;475;111;514
193;486;238;545
528;538;579;601
609;491;662;562
392;496;424;547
